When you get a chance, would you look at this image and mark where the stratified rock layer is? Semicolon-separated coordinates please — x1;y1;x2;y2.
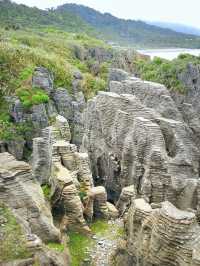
0;152;60;243
82;71;200;213
124;199;200;266
32;115;117;233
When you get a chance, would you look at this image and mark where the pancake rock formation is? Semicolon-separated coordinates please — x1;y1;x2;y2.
82;69;200;265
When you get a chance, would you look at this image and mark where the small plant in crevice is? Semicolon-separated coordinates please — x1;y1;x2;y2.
41;184;51;201
78;190;87;202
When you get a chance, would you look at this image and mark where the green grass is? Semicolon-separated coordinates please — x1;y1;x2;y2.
0;28;110;96
41;185;51;201
68;231;94;266
0;203;31;262
68;219;125;265
91;219;124;240
47;242;65;253
90;219;110;235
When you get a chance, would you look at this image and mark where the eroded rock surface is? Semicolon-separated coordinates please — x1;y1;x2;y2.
121;199;200;266
82;70;200;214
82;69;200;265
0;152;60;243
32;115;117;234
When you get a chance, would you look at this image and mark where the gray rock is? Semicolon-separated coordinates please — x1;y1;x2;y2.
82;76;200;211
124;199;200;266
52;88;73;123
109;68;130;82
32;66;54;95
0;152;60;243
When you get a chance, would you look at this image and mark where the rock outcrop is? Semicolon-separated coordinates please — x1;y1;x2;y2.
32;115;118;233
82;70;200;215
0;152;60;243
82;68;200;265
121;199;200;266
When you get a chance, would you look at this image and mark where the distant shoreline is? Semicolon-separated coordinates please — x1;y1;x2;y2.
138;48;200;60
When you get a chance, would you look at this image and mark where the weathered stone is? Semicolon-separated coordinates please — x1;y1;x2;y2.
55;115;71;142
32;127;52;184
82;77;200;212
7;140;25;160
109;68;130;82
106;202;119;218
91;186;109;219
52;88;73;123
124;199;200;266
32;66;54;95
51;159;91;234
116;185;135;216
0;152;60;243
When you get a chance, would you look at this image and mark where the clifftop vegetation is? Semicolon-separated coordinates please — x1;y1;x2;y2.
134;53;200;93
0;26;111;141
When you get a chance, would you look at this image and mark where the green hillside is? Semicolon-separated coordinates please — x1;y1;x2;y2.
1;0;200;48
0;0;95;34
57;3;200;48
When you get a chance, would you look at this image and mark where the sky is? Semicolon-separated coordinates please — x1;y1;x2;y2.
13;0;200;28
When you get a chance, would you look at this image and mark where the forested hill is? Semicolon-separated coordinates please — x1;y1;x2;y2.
0;0;94;34
1;0;200;48
56;3;200;48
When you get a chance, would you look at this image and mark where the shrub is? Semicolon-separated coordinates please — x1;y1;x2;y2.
17;87;49;108
0;120;33;141
82;73;106;99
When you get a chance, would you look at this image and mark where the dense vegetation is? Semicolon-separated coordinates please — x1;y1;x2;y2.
134;53;200;93
1;0;200;48
58;4;200;48
0;26;111;141
0;0;94;34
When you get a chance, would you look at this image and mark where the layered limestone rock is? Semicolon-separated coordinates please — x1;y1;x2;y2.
170;63;200;153
51;141;91;234
82;71;200;214
123;199;200;266
116;185;135;216
0;152;60;243
32;115;116;233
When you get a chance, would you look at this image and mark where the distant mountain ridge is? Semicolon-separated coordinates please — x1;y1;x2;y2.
1;0;200;48
56;3;200;48
148;21;200;36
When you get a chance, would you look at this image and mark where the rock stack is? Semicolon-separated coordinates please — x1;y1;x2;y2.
124;199;200;266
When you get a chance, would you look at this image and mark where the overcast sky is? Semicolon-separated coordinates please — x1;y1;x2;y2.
13;0;200;28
